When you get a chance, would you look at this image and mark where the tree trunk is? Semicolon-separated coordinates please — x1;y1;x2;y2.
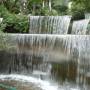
49;0;52;11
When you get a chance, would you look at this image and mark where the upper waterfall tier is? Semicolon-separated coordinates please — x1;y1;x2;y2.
29;16;71;34
29;16;90;35
72;19;90;35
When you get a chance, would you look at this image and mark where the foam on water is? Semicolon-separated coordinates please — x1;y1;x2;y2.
0;74;59;90
0;74;81;90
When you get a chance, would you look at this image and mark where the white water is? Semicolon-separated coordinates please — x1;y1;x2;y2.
29;16;71;34
85;13;90;19
1;34;90;61
72;19;90;34
0;74;59;90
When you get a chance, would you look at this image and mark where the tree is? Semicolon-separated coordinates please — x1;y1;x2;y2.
52;0;68;15
70;0;90;12
68;0;89;20
0;0;20;14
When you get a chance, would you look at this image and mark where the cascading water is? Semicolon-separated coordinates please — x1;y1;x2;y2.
71;19;90;35
85;13;90;19
0;34;90;90
29;16;71;34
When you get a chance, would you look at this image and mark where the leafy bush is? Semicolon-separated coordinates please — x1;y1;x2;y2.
53;5;68;15
67;2;85;20
41;7;58;16
71;10;85;20
70;0;90;13
0;5;29;33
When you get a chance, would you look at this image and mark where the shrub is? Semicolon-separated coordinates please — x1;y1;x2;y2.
0;5;29;33
71;10;85;21
53;5;68;15
41;7;58;16
69;2;85;20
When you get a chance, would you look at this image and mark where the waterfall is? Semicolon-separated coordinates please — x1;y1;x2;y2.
29;16;71;34
85;13;90;19
0;34;70;74
0;34;90;79
0;34;90;89
72;19;90;35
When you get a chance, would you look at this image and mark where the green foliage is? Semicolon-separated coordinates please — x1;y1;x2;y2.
70;0;90;12
52;0;68;15
41;7;58;16
0;5;29;33
71;10;85;20
53;5;68;15
0;33;10;50
70;0;90;14
30;0;42;3
0;0;20;14
0;0;69;16
68;0;87;20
